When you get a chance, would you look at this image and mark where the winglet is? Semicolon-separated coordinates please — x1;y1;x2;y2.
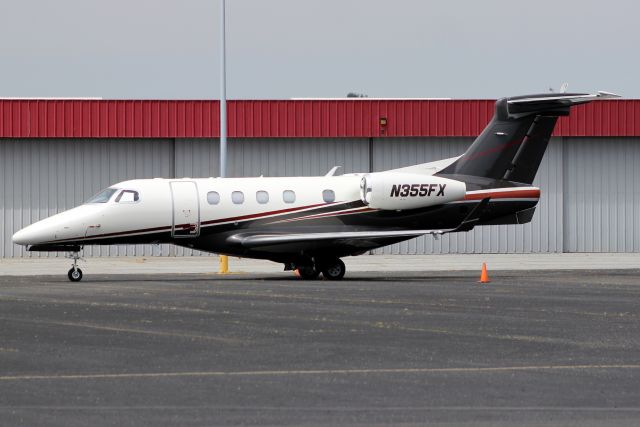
597;90;621;99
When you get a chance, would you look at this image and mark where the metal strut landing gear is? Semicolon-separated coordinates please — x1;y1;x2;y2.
320;258;346;281
294;257;346;281
67;251;83;282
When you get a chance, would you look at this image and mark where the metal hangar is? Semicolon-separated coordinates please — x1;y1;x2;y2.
1;98;639;257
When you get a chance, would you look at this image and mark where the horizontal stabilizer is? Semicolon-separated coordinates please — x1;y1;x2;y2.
508;91;620;105
506;91;620;117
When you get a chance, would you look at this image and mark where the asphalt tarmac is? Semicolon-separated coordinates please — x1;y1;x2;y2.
0;270;639;427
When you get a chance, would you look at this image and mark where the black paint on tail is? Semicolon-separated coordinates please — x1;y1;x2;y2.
437;92;615;185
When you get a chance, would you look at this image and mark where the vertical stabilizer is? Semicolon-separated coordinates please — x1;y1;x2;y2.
437;92;619;185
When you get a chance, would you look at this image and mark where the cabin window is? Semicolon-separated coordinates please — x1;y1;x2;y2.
115;190;139;203
283;190;296;203
322;189;335;203
232;191;245;204
256;190;269;204
86;188;118;204
207;191;220;205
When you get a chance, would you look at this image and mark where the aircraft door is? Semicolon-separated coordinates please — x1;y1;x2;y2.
170;181;200;237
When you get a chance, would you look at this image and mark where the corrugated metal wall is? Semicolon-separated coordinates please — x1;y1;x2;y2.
2;136;638;257
176;138;369;178
2;99;640;139
563;137;640;252
371;138;564;254
0;139;173;258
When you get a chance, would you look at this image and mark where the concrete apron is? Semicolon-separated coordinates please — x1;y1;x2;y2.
1;253;640;276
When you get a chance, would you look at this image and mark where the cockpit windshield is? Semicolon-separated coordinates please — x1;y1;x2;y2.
85;188;118;204
115;190;139;203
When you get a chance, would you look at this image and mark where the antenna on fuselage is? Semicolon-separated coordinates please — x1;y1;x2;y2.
325;166;341;176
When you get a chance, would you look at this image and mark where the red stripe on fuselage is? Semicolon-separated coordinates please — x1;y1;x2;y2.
200;202;333;226
273;206;375;223
464;189;540;200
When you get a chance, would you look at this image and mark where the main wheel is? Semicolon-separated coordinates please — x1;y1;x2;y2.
68;268;83;282
321;259;346;281
296;265;320;280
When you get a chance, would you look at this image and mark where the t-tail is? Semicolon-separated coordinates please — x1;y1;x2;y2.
437;91;620;185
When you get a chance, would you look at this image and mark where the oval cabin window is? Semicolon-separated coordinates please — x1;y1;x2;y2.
283;190;296;204
231;191;245;204
207;191;220;205
256;191;269;204
322;189;335;203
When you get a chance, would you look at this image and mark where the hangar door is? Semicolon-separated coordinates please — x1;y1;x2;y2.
563;137;640;252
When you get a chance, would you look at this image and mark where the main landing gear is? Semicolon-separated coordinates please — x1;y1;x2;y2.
294;257;346;281
67;251;83;282
320;258;346;280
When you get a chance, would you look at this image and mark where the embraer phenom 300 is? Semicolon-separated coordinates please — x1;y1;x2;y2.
13;92;619;281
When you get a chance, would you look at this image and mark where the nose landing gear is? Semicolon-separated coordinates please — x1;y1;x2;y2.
66;251;84;282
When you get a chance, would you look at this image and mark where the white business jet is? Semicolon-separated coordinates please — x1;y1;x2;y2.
13;91;618;281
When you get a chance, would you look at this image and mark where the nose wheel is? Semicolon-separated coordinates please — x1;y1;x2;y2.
68;267;83;282
66;251;84;282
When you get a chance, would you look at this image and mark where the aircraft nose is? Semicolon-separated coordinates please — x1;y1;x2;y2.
12;205;98;247
12;217;66;246
12;225;43;246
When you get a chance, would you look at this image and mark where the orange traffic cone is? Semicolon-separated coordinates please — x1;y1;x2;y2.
479;262;491;283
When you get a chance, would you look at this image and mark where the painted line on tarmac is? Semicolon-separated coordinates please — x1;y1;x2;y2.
0;317;245;345
1;364;639;382
0;405;639;412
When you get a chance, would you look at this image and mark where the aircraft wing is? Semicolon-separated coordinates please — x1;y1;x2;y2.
229;228;451;249
229;198;490;249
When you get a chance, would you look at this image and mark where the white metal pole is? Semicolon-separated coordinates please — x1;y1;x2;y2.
218;0;229;274
219;0;227;179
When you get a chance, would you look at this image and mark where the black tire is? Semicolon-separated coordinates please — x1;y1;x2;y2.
68;268;83;282
296;265;320;280
321;258;346;281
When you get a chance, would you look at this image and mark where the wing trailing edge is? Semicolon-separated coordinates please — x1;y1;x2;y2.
228;198;491;249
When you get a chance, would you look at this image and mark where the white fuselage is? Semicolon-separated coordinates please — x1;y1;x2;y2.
12;156;468;248
12;175;366;246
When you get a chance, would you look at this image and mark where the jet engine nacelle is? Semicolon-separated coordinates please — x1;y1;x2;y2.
360;173;466;210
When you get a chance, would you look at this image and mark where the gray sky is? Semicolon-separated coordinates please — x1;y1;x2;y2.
0;0;636;99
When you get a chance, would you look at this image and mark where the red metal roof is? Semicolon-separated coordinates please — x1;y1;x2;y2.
0;99;638;138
